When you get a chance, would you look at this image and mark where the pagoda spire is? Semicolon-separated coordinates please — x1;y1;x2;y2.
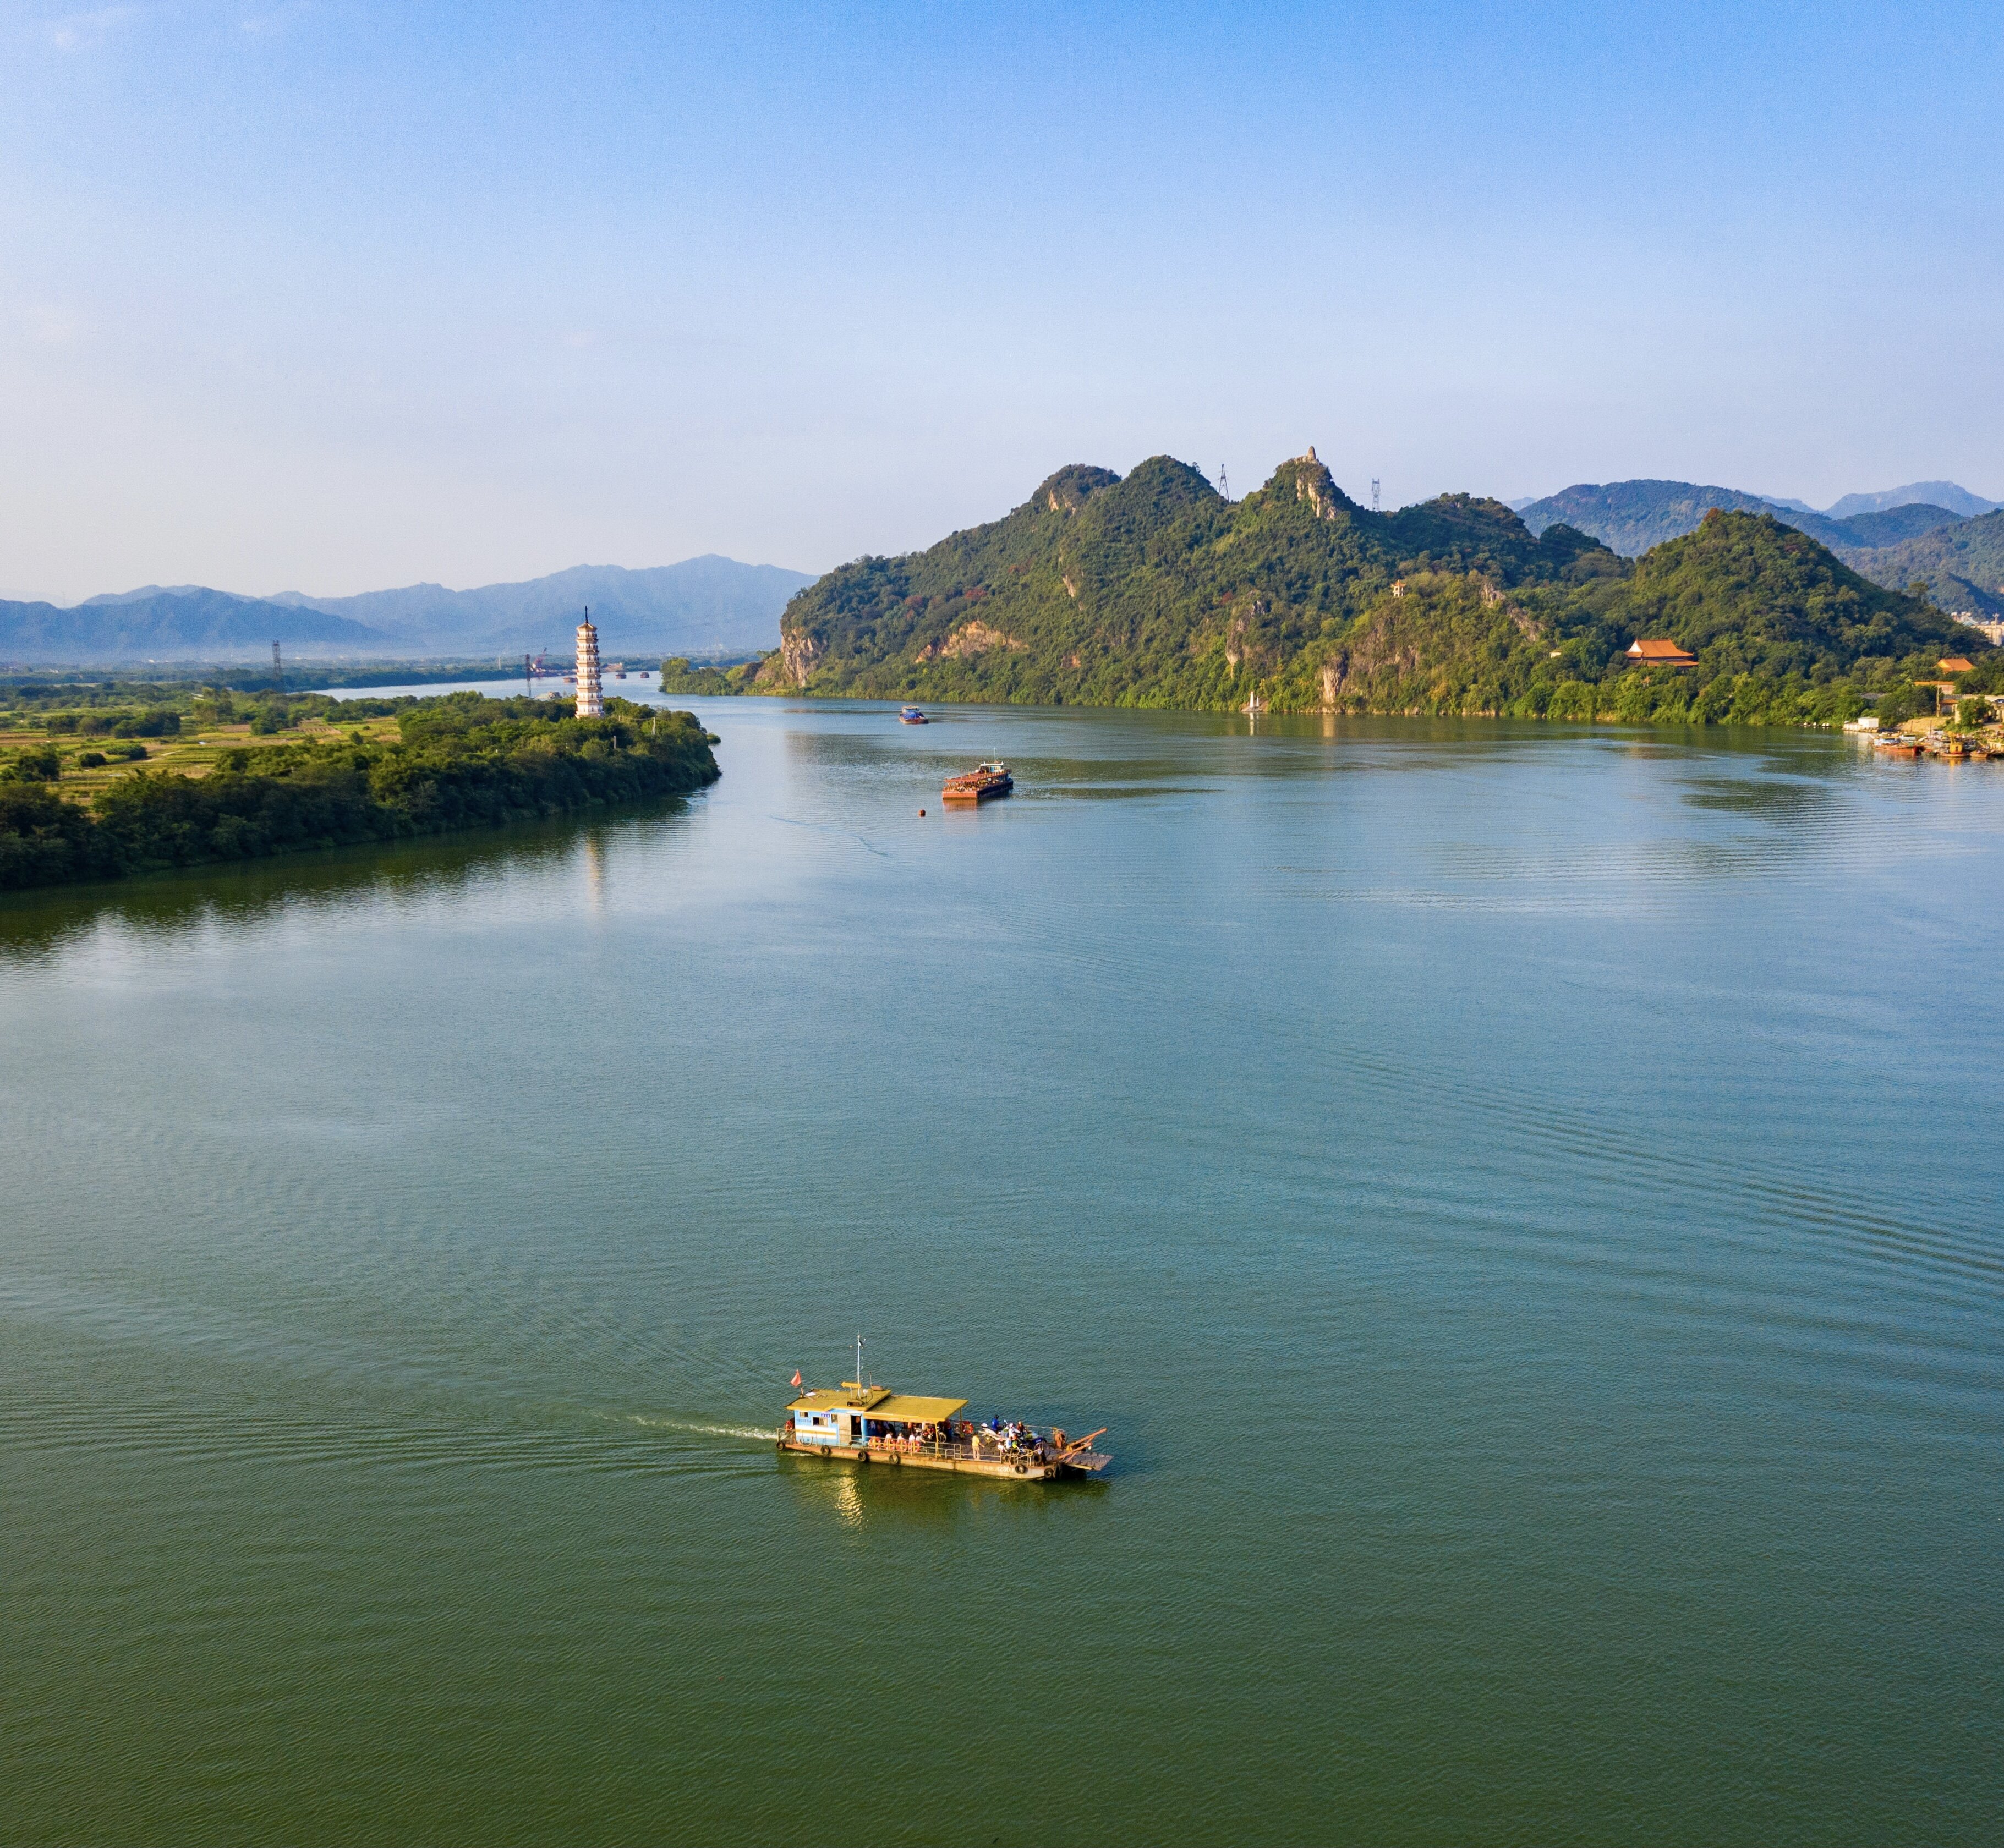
574;607;603;717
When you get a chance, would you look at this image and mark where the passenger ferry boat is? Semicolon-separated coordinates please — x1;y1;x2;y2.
780;1372;1109;1481
899;706;929;724
941;759;1013;803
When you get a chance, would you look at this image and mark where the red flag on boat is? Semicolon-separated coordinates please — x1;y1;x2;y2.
790;1369;802;1389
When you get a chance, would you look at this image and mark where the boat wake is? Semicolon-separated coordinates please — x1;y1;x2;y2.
610;1412;777;1444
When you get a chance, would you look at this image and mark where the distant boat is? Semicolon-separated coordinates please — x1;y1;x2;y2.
1243;693;1266;715
899;706;929;725
942;759;1012;803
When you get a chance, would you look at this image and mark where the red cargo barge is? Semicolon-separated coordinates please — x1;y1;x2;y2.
942;759;1013;803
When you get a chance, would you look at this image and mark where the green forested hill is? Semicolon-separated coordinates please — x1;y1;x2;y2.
767;452;1605;709
1847;509;2004;618
762;456;1984;727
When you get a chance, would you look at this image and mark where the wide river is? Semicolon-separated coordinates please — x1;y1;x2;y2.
4;695;2001;1845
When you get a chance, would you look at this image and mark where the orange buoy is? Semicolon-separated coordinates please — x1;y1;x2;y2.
918;808;926;816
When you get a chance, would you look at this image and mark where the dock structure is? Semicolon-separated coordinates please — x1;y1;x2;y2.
575;611;604;718
779;1381;1109;1481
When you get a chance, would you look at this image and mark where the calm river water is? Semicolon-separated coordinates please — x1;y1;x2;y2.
4;697;2001;1845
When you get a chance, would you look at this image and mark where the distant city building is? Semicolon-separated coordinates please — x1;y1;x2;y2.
1626;638;1698;668
1953;615;2004;646
576;612;604;717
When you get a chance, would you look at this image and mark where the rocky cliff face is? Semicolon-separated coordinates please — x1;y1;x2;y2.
1043;465;1119;514
1281;448;1357;522
917;621;1026;661
777;632;819;687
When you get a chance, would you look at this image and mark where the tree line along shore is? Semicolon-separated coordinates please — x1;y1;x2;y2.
660;454;2001;731
0;689;719;894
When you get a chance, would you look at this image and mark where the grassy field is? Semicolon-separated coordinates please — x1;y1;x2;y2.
0;714;407;799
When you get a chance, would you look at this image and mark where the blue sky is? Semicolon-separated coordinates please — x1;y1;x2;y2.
2;1;1998;602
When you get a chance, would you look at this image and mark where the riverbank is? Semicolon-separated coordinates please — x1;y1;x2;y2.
0;693;718;892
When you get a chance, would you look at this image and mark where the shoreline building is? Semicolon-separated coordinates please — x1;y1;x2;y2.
575;610;604;717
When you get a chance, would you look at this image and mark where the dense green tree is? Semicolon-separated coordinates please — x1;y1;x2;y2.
2;745;63;782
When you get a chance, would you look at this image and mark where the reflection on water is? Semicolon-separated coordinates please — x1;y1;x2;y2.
777;1450;1113;1535
0;800;699;963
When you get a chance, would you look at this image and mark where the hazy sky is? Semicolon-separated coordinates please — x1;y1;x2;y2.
2;1;1999;604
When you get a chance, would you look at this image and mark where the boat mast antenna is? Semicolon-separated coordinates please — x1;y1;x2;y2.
855;1332;864;1388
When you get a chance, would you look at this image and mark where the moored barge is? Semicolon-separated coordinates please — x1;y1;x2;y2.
780;1379;1109;1480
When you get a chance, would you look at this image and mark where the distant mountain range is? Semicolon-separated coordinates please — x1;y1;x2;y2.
1752;482;2000;522
1848;511;2004;618
1827;481;2000;520
0;556;811;664
1513;479;2000;571
268;557;813;654
0;588;389;663
1506;478;2004;614
1514;480;1996;557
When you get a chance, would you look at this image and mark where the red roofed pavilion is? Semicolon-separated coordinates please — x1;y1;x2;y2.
1626;638;1699;668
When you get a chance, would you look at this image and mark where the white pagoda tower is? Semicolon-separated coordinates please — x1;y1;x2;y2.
574;610;604;717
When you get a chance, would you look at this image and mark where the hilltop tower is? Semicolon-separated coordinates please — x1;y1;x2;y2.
575;610;603;717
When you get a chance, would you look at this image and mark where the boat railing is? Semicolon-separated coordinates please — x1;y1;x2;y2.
865;1433;1109;1468
864;1435;1048;1464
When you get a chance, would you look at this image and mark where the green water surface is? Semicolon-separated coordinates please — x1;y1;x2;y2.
3;700;2000;1844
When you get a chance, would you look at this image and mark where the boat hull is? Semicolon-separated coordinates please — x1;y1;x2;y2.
779;1436;1059;1479
941;777;1012;803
